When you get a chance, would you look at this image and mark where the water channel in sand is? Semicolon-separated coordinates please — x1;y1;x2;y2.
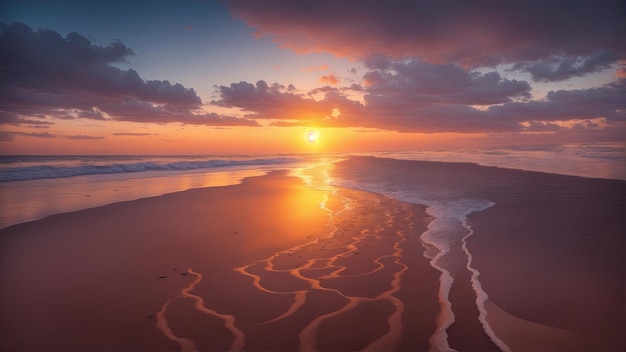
155;159;509;351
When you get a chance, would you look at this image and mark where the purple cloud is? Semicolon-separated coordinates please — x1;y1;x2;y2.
214;80;345;121
212;66;626;134
228;0;625;78
363;59;531;105
1;131;57;140
66;135;105;140
511;50;622;82
111;132;160;136
0;22;257;127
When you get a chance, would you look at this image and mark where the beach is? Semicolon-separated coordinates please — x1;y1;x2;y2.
333;156;626;351
1;156;625;351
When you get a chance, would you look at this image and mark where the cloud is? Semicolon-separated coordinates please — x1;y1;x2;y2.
364;59;532;105
111;132;160;136
228;0;626;75
212;59;626;134
511;50;621;82
66;134;105;140
487;78;626;123
0;22;257;127
320;74;339;85
213;80;347;121
1;131;57;140
0;111;55;126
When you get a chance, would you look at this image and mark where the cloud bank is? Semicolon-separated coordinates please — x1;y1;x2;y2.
214;58;626;133
228;0;626;73
220;0;626;136
0;22;257;127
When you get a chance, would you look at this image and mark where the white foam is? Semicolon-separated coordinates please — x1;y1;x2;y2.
0;156;301;182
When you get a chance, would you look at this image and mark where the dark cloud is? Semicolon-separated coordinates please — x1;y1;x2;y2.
364;59;531;105
3;131;56;139
212;64;626;133
486;78;626;123
307;86;340;95
0;22;257;127
66;134;105;140
214;80;340;120
0;111;55;126
229;0;626;76
111;132;160;136
511;50;622;82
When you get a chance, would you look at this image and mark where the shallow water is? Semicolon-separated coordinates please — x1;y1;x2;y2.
330;159;512;351
0;156;311;229
2;142;624;229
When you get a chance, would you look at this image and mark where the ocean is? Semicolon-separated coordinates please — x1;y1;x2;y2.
1;142;624;230
0;155;307;229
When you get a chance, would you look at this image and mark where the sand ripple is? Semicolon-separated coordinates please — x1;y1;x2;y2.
234;193;417;351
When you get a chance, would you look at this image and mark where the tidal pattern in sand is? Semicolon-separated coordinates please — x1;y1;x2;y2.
154;161;509;351
156;191;427;349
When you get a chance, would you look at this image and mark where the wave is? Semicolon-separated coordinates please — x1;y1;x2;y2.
0;157;300;182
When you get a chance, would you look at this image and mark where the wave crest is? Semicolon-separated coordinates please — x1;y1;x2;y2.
0;157;299;182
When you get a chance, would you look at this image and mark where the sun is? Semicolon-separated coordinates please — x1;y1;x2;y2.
306;130;318;143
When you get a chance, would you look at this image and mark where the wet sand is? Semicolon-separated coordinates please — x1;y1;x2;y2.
466;169;626;350
334;156;626;351
0;169;439;351
2;157;624;351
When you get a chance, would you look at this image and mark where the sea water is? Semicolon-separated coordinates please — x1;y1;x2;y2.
0;155;307;229
365;142;626;181
330;174;510;351
1;142;624;230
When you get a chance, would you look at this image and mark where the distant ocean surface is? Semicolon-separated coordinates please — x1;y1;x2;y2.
1;142;624;229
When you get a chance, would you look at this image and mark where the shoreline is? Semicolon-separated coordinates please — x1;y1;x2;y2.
0;168;441;351
3;149;625;231
332;156;626;351
0;171;331;350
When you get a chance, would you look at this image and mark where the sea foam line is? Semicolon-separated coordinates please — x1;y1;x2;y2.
0;157;300;182
420;205;456;352
331;177;510;351
460;213;512;352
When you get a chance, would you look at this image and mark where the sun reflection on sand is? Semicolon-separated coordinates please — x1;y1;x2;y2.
232;197;418;351
154;160;437;351
231;161;423;351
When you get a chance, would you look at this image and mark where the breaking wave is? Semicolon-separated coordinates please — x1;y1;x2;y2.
0;157;300;182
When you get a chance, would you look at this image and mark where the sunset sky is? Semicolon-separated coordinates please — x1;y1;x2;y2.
1;0;625;155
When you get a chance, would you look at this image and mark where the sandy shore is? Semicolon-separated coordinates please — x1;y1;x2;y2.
2;158;624;351
466;166;626;350
333;156;626;351
0;169;439;351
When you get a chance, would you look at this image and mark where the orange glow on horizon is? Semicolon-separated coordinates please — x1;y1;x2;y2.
2;116;514;155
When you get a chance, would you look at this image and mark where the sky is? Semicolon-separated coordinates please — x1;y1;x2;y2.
1;0;625;155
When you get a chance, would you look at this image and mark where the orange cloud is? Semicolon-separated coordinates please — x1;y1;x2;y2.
320;74;339;85
616;60;626;78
